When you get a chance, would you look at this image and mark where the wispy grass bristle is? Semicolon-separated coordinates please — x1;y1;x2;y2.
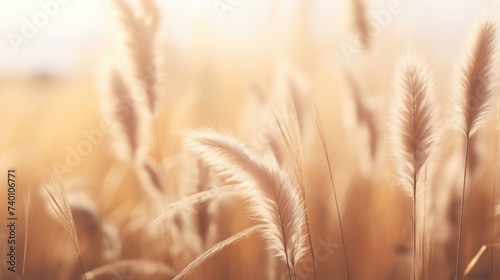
44;171;87;280
184;130;308;279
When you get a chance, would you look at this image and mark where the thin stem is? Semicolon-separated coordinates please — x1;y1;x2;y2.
22;186;31;278
304;206;317;280
314;108;351;280
151;120;178;270
76;245;87;280
422;167;428;280
287;267;293;280
413;172;417;280
152;120;166;193
456;136;470;280
428;238;434;280
491;109;500;279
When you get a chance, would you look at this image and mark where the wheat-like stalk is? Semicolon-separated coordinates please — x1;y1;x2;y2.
147;185;237;229
390;52;439;198
453;17;499;279
274;99;305;187
104;70;148;162
346;71;379;161
185;130;308;279
173;225;265;280
455;18;499;138
105;0;166;198
110;0;167;199
140;0;161;35
84;259;174;279
351;0;370;48
390;51;440;280
104;69;164;197
44;171;87;280
136;157;165;196
22;186;32;278
313;106;351;280
274;98;317;279
111;0;161;113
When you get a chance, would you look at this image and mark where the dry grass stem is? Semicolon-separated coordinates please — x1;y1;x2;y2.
314;106;351;280
454;18;499;279
274;98;317;279
44;171;87;280
173;225;265;280
147;185;236;229
22;186;32;278
84;259;174;279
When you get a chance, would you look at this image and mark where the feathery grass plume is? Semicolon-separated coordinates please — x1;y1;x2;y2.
274;98;317;279
276;62;310;135
454;18;498;138
351;0;370;48
390;52;439;197
111;0;167;199
453;17;499;279
84;259;174;279
390;52;439;280
274;99;304;191
111;0;161;113
173;225;265;280
103;69;163;197
22;186;32;278
44;171;87;280
346;71;379;161
136;157;165;196
103;70;148;162
184;130;308;279
313;106;351;280
140;0;161;34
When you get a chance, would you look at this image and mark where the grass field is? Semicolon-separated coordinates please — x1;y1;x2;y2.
1;0;500;279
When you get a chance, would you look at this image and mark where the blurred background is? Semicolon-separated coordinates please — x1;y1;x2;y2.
0;0;497;74
1;0;500;279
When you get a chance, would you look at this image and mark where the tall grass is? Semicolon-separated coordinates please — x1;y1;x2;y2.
389;52;440;280
453;17;499;279
8;1;500;279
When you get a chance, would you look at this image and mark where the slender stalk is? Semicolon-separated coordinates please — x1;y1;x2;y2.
152;121;165;191
76;246;88;280
150;120;177;270
422;167;428;280
413;172;417;280
173;225;265;280
456;136;470;279
491;109;500;278
303;206;317;280
22;186;32;278
314;107;351;280
279;201;293;280
464;243;500;277
427;238;433;280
